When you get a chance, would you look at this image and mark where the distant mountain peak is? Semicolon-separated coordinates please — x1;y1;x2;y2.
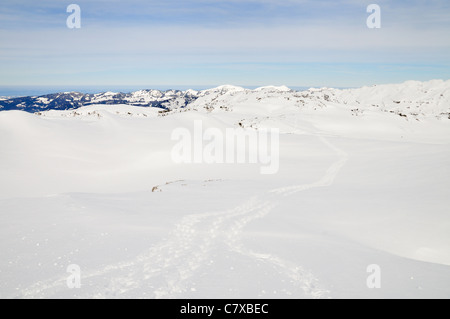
254;85;292;92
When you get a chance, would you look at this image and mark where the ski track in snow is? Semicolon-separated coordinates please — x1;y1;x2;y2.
16;134;347;299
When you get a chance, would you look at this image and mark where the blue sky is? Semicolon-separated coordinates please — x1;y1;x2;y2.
0;0;449;89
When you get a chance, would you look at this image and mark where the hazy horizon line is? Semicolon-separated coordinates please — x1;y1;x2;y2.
0;84;350;97
1;78;448;97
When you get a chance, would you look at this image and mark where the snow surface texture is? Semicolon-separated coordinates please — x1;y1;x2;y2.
0;80;449;299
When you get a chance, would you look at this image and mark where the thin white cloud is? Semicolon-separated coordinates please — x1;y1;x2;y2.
1;24;449;57
0;0;449;86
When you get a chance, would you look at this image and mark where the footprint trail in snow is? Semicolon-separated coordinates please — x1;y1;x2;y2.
17;134;347;299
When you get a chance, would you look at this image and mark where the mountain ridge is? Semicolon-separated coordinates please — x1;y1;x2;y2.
0;80;449;120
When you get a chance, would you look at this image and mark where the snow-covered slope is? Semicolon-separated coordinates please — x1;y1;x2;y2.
321;79;450;120
183;80;450;121
0;80;449;299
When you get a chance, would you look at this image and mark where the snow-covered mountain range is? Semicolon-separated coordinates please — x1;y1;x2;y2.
1;80;449;120
0;89;198;113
